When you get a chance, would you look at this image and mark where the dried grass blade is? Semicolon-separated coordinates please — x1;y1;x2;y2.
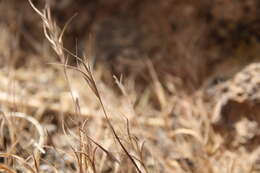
0;164;16;173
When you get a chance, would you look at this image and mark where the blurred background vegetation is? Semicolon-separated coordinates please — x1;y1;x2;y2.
1;1;260;172
1;0;260;91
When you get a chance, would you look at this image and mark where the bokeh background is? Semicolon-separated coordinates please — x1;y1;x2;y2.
1;1;260;172
1;0;260;90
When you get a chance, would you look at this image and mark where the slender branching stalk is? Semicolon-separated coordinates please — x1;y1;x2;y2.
28;1;143;172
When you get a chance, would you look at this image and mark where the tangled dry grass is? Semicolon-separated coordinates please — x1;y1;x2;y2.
0;1;260;173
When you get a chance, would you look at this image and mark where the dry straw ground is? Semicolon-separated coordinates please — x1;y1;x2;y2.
0;0;260;173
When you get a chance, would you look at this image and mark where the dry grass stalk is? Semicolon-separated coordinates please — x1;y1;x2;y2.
147;59;167;110
0;110;46;172
28;0;147;172
4;112;46;154
0;153;36;173
0;163;16;173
